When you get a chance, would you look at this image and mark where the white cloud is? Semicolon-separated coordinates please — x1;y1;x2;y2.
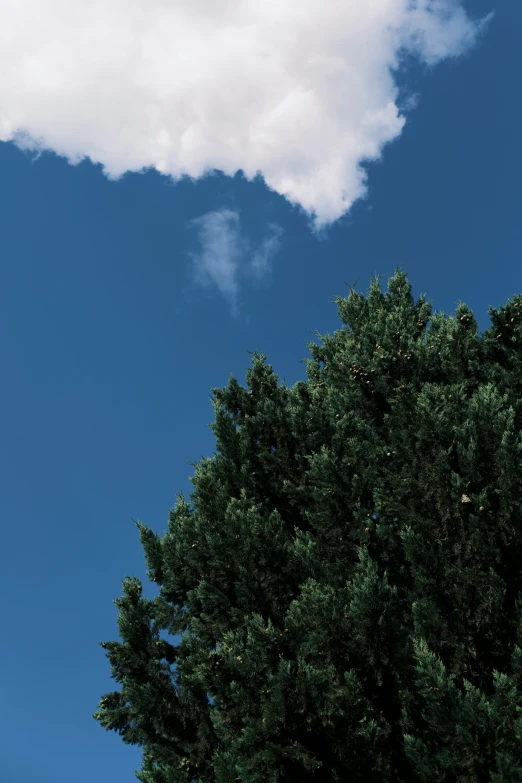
187;209;283;315
0;0;491;230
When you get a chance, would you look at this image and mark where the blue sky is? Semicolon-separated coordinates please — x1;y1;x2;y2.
0;1;519;780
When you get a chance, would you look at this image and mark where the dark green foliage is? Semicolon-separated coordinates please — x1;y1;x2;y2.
93;269;522;781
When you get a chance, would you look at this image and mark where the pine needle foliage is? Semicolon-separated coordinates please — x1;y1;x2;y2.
94;269;522;782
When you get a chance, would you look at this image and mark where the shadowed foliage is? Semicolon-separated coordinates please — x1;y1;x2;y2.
94;269;522;782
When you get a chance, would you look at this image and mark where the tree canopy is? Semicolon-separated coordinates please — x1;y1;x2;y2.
94;269;522;782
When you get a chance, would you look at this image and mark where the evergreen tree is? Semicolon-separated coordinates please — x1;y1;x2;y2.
93;269;522;782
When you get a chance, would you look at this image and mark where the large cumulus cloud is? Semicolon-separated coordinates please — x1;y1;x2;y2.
0;0;490;229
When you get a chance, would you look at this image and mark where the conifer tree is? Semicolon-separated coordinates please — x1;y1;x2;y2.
94;269;522;782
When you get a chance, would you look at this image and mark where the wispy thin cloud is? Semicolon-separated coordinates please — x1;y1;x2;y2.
187;209;283;315
250;223;284;280
0;1;491;230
